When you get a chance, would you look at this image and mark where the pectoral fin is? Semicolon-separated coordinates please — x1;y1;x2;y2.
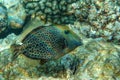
39;59;48;65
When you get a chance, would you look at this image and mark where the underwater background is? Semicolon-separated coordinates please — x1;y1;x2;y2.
0;0;120;80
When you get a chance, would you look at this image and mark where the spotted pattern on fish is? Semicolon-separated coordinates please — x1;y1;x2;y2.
11;25;83;62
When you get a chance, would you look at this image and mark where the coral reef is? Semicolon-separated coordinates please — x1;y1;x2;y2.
0;0;27;30
0;0;120;80
23;0;79;24
72;0;120;44
3;0;27;29
73;39;120;80
0;0;27;38
0;3;7;34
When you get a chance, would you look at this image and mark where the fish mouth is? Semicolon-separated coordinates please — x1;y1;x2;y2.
79;41;83;46
76;41;83;46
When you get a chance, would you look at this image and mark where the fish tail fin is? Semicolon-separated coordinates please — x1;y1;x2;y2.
12;51;20;61
10;43;22;61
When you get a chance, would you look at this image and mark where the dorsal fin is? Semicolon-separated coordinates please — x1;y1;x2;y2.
16;18;45;42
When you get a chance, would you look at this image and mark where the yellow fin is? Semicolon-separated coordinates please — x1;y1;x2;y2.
17;18;42;42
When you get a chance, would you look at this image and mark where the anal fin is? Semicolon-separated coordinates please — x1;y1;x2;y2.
39;59;48;65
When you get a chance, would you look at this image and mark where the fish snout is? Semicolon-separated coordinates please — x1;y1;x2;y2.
74;40;83;47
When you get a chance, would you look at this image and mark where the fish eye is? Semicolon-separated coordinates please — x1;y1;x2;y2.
64;30;70;34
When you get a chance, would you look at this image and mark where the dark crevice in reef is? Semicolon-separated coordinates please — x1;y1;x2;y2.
0;15;31;39
0;27;23;39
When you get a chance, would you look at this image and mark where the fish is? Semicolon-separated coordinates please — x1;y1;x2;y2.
10;20;83;64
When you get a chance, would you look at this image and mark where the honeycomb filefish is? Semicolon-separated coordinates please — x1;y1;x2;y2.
11;24;83;63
